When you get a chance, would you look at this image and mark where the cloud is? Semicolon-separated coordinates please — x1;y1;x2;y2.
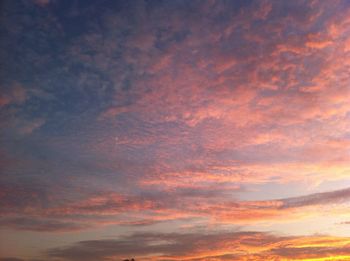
0;257;44;261
0;258;25;261
45;231;350;261
88;0;350;190
202;187;350;224
46;231;282;260
3;184;350;232
16;118;46;135
0;217;89;232
0;82;27;107
281;187;350;209
32;0;51;7
1;1;350;258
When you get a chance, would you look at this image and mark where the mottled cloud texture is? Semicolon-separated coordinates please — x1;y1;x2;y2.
1;0;350;260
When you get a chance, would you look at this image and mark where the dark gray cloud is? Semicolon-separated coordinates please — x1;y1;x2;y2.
0;258;24;261
45;231;350;261
270;245;350;259
0;217;88;232
281;187;350;209
0;257;45;261
46;231;278;261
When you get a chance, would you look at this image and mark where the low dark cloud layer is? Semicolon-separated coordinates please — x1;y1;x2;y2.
44;231;350;260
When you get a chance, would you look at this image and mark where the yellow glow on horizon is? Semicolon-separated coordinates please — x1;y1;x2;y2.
299;256;350;261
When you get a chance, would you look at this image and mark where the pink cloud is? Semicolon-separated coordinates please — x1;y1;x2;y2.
0;82;27;107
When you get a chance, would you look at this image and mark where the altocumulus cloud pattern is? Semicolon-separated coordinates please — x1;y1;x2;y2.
1;0;350;260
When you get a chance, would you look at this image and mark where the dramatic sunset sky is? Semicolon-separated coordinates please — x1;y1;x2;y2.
1;0;350;260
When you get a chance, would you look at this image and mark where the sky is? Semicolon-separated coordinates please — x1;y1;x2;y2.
0;0;350;260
